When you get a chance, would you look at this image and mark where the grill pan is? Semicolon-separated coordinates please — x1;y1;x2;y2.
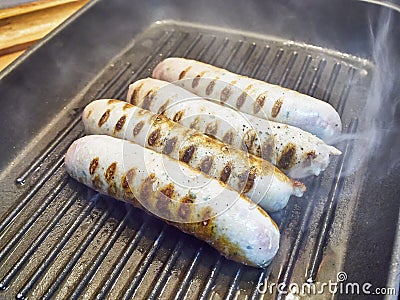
0;0;399;299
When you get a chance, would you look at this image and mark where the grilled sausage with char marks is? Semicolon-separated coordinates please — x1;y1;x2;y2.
127;78;341;178
83;99;305;212
65;135;280;267
152;57;342;141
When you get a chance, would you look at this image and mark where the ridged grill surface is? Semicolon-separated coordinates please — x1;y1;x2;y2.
0;22;372;299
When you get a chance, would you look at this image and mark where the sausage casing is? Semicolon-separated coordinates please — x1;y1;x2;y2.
65;135;280;267
127;78;341;177
152;57;342;141
83;99;306;212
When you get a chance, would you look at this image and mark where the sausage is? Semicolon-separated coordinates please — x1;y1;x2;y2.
65;135;280;267
152;57;342;141
83;99;306;212
127;78;341;178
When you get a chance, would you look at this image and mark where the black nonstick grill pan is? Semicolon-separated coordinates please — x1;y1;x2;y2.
0;0;399;299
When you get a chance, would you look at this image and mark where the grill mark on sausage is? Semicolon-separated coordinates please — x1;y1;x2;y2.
278;143;297;170
201;206;213;226
139;173;155;206
205;122;218;136
205;79;216;95
86;109;93;119
98;109;110;127
163;136;178;154
105;162;117;183
236;92;247;109
306;150;317;160
254;93;266;114
107;99;120;105
156;184;175;218
122;103;132;111
238;169;256;194
200;156;213;174
192;75;201;88
157;100;170;114
179;66;192;80
222;130;234;144
130;82;144;105
114;115;127;133
126;168;136;183
220;86;232;103
178;194;195;220
189;117;200;130
92;175;103;190
180;145;196;163
107;182;118;197
133;121;144;136
271;98;283;118
148;128;161;146
242;130;257;152
261;139;275;161
142;90;155;110
89;157;99;175
220;163;232;183
173;111;184;122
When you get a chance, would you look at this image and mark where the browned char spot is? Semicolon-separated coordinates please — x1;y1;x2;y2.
89;157;99;175
192;72;205;88
98;109;110;127
271;98;283;118
156;184;175;218
105;162;117;183
238;169;257;194
163;136;178;154
254;94;266;114
278;143;297;170
173;111;184;122
220;163;232;183
179;66;192;80
122;168;137;196
180;145;196;163
261;139;275;161
222;130;234;145
147;128;161;146
122;103;132;111
220;86;232;103
236;92;247;109
141;90;155;110
107;99;120;105
205;79;216;95
242;130;257;152
139;173;155;205
86;109;93;119
189;117;200;130
306;150;317;160
201;206;213;226
205;122;218;136
157;100;170;114
92;175;103;190
192;75;201;88
130;82;144;105
200;156;213;174
114;115;127;133
178;194;195;220
133;121;145;136
107;182;118;197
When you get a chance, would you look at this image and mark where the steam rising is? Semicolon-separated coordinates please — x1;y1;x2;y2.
345;9;400;178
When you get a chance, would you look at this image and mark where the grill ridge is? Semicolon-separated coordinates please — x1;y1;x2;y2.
42;206;111;299
16;196;96;298
306;118;359;281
